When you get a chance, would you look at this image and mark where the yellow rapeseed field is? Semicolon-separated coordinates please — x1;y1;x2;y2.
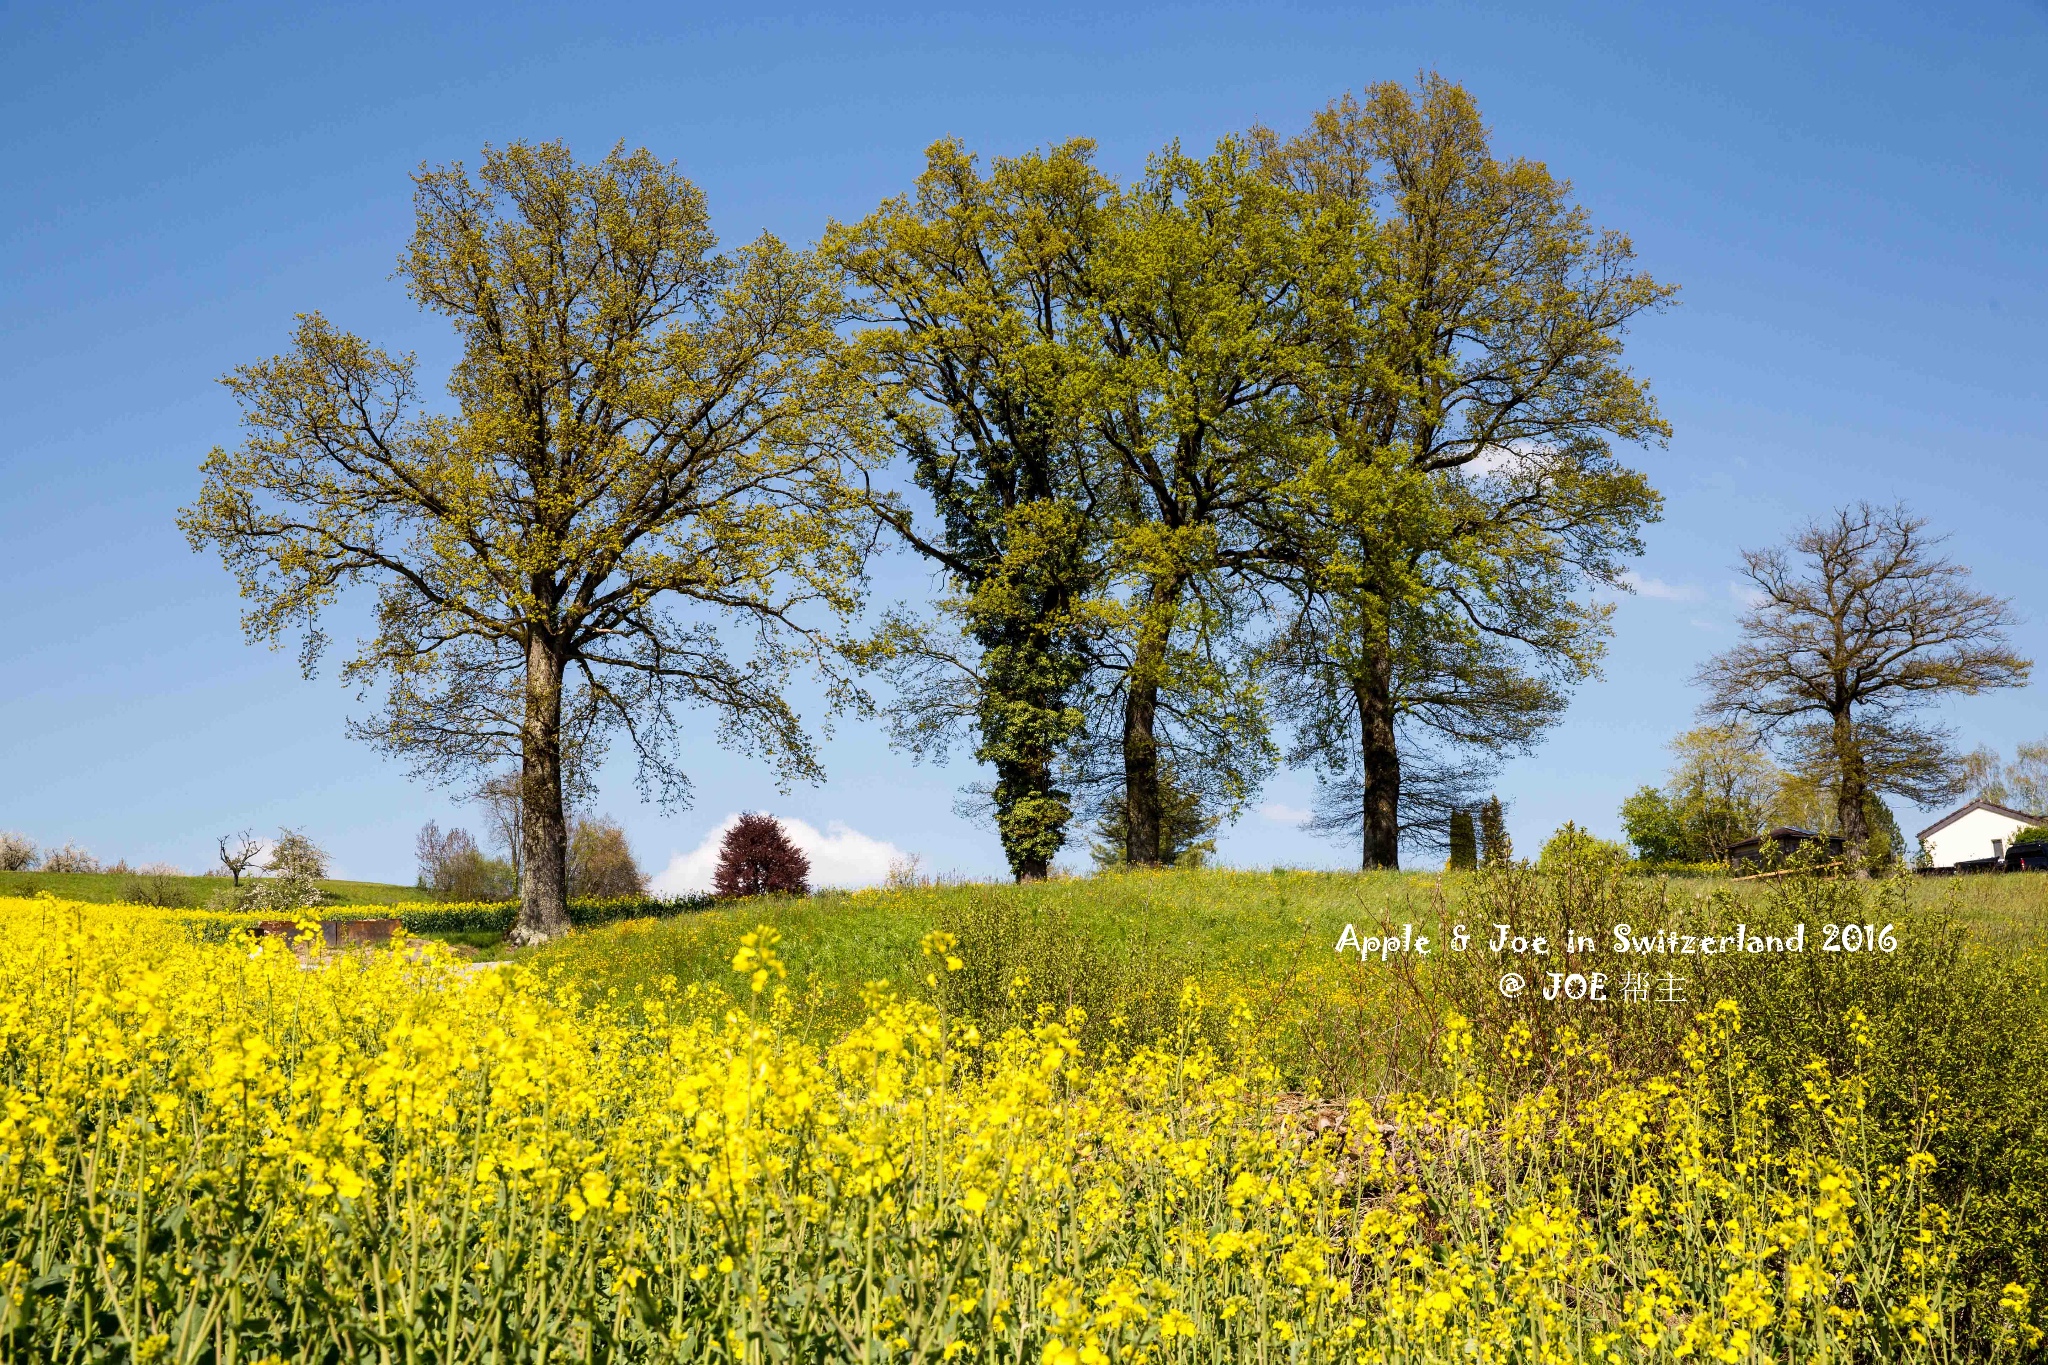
0;896;2031;1363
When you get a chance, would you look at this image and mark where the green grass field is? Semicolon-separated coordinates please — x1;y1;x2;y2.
0;867;422;906
524;864;2048;1009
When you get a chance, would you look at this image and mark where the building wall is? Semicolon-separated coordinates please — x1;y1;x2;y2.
1923;808;2037;868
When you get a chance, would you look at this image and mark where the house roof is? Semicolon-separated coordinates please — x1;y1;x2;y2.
1915;798;2045;842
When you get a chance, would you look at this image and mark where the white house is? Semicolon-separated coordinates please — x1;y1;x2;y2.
1916;799;2044;869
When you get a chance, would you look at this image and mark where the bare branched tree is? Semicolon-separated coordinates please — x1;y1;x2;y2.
1695;502;2030;865
216;830;262;888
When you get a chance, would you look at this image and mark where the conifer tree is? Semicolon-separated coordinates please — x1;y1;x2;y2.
1478;796;1512;867
1447;809;1477;870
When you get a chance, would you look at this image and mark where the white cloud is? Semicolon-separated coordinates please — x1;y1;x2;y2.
1259;801;1313;826
1728;581;1768;608
1464;445;1521;477
1620;570;1703;602
651;814;905;894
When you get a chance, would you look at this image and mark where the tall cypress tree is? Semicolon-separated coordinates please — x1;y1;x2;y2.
1447;809;1478;871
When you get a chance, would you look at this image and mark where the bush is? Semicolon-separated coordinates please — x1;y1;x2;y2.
416;821;516;901
1535;820;1629;870
569;816;647;899
121;870;186;908
0;833;34;872
713;813;810;897
1446;809;1477;870
39;842;99;874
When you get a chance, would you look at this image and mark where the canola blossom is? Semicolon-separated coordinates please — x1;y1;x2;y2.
0;897;1994;1362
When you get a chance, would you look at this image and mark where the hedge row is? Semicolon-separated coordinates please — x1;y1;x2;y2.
176;895;716;941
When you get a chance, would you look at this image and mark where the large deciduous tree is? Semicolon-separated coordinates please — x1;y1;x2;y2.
1259;75;1671;868
1695;502;2030;866
827;140;1111;880
182;142;874;943
1080;136;1320;865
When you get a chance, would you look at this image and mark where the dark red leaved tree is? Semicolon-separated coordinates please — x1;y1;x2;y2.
712;813;811;898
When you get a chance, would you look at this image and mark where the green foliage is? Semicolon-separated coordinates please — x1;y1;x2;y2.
416;821;517;901
831;141;1107;881
1622;725;1782;862
180;140;877;942
174;896;712;943
1477;795;1512;866
1262;77;1670;870
1089;768;1220;869
1619;785;1687;862
1535;820;1631;871
1447;809;1477;871
568;815;648;899
1862;787;1906;872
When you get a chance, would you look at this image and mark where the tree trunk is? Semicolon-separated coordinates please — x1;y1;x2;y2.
1121;583;1180;869
991;755;1062;882
512;632;572;943
1123;679;1162;866
1833;709;1870;875
1357;627;1401;870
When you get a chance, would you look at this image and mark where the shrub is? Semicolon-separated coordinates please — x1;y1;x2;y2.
39;842;99;874
569;816;647;899
0;833;34;871
1535;819;1629;870
121;869;186;908
1477;795;1512;865
416;821;516;900
713;812;809;897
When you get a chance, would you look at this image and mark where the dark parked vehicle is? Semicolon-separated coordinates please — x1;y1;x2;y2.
2007;841;2048;872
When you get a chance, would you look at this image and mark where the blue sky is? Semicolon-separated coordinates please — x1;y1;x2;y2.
3;0;2044;885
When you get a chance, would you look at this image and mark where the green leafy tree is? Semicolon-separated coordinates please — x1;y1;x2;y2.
1697;503;2030;867
1258;75;1672;868
181;142;874;942
1618;786;1687;862
1537;820;1629;870
567;816;647;899
1078;135;1315;864
828;140;1111;880
1620;726;1781;862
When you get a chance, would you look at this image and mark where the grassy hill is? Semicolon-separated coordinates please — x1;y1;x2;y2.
526;863;2048;1007
519;862;2048;1324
